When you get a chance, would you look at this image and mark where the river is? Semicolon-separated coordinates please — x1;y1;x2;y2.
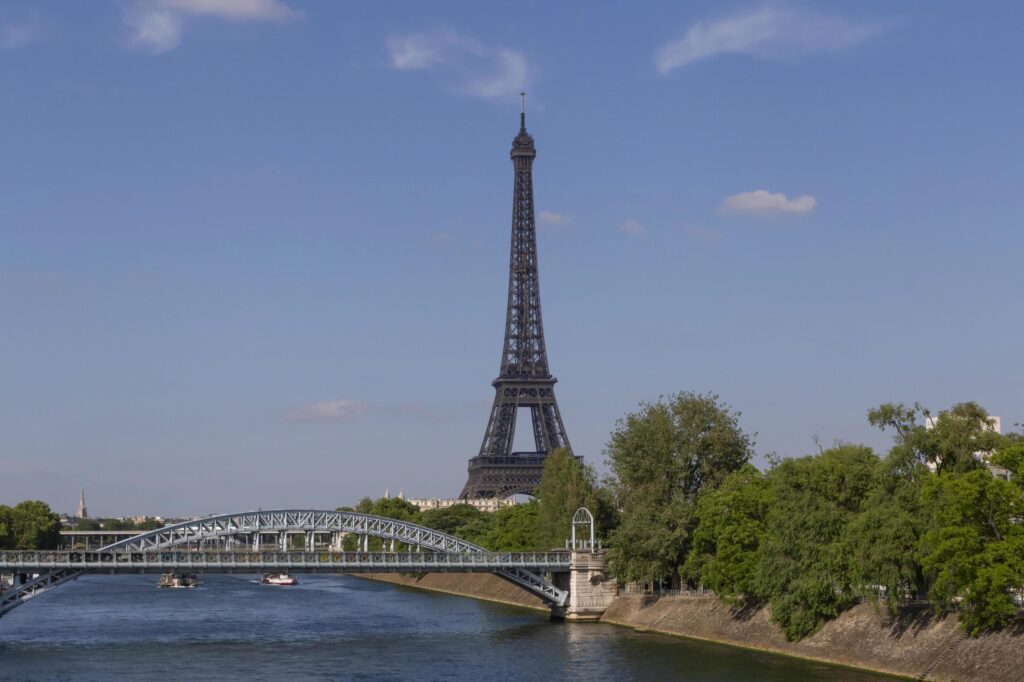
0;574;899;681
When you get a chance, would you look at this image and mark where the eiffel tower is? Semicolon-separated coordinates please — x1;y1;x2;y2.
460;101;574;499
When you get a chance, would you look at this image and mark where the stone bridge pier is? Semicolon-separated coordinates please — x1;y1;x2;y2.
550;549;618;621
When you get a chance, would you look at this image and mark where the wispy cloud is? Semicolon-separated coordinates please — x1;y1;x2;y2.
0;23;39;50
655;6;887;74
723;189;816;214
538;211;571;227
124;0;299;54
387;29;527;101
619;219;649;238
284;399;437;422
285;400;370;422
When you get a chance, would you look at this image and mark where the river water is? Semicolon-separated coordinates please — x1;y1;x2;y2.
0;574;897;681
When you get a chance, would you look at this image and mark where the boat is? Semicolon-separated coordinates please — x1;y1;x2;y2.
261;573;298;586
158;572;199;588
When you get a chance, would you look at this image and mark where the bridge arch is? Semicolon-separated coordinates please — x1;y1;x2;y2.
1;510;566;619
95;509;566;606
98;509;486;554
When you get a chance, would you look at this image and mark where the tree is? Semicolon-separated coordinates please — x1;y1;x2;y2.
606;392;754;587
10;500;62;550
0;505;12;549
842;453;930;612
369;497;421;523
919;469;1024;634
75;518;101;531
535;448;597;550
754;445;879;640
869;401;1002;475
480;501;538;551
684;464;769;601
419;504;492;546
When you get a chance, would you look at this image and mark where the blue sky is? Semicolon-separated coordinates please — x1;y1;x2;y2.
2;1;1021;517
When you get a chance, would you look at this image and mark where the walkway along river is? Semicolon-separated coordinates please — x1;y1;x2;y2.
0;573;899;681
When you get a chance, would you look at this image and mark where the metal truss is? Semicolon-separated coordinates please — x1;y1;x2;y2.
462;111;573;499
0;510;568;619
0;567;84;619
98;510;487;554
0;551;571;574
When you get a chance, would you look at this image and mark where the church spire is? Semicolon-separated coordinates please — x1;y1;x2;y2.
77;487;88;519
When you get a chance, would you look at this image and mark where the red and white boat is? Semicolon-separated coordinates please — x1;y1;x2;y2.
261;573;298;586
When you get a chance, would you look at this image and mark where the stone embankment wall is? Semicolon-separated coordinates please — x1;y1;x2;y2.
355;573;549;612
360;574;1022;681
602;595;1023;682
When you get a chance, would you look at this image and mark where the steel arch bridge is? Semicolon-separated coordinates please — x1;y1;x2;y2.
0;509;568;620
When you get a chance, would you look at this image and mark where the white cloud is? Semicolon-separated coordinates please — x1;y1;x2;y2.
538;211;571;226
619;219;649;237
655;7;886;74
722;189;816;214
387;29;527;101
162;0;299;21
284;400;370;422
124;0;298;54
126;9;183;54
0;23;37;50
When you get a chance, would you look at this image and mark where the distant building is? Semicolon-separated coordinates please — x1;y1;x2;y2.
406;497;518;513
76;488;88;519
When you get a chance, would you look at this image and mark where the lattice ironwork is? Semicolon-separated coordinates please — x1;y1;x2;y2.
0;509;569;619
0;550;571;573
461;108;574;499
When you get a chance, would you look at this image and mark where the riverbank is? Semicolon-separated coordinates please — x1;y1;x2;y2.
354;573;549;612
603;595;1020;682
359;575;1021;681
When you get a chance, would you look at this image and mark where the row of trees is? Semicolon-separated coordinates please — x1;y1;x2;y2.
606;395;1023;639
0;501;62;550
359;393;1022;640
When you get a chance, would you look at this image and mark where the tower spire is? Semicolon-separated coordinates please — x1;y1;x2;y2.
77;487;88;519
460;109;575;500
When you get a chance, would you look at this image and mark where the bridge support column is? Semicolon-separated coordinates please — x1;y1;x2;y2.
551;550;617;621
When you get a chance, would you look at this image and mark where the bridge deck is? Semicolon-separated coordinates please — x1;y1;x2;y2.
0;551;571;574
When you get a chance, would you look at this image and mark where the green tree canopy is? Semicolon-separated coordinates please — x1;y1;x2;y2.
754;445;879;640
419;504;491;546
606;392;754;587
369;497;421;523
684;464;769;602
841;448;930;612
480;501;538;551
535;448;599;550
919;469;1024;634
10;500;62;550
869;401;1002;475
0;505;13;550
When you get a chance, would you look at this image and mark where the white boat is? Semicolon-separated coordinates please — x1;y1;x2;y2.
261;573;298;586
158;573;198;588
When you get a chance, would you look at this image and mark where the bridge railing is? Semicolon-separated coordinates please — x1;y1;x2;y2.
0;550;572;572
